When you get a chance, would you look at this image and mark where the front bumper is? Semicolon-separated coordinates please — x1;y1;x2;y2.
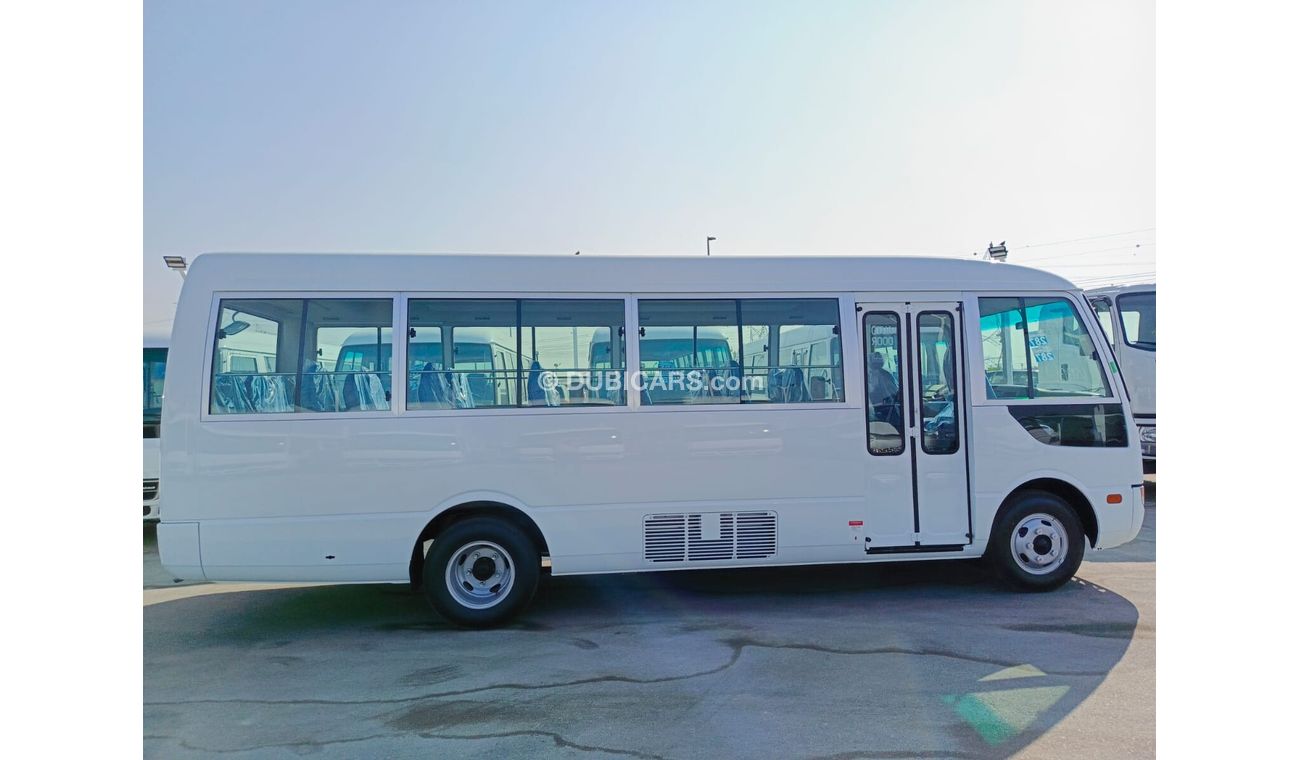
143;478;160;521
1137;424;1156;460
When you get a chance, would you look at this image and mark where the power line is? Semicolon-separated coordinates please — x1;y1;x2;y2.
1018;243;1154;264
1072;269;1156;279
1070;272;1156;286
1018;228;1156;250
1040;260;1158;269
1070;267;1156;278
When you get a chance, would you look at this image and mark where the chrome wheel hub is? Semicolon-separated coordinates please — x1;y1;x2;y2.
445;540;515;609
1010;513;1069;575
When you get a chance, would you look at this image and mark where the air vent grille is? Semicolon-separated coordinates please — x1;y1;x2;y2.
736;511;778;558
643;511;776;563
143;479;159;501
643;513;686;562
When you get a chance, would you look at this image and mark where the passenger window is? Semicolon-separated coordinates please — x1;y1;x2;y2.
740;299;844;403
211;299;299;414
1090;298;1116;348
303;300;394;412
210;298;393;414
978;297;1111;400
637;298;842;405
408;300;518;409
864;312;904;455
407;299;627;409
522;300;626;406
1117;292;1155;350
917;312;959;454
637;300;741;405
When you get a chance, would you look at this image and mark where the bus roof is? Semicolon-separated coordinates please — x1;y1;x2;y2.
1085;282;1155;297
182;253;1077;294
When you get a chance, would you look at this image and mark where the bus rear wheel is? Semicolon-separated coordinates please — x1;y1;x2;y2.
422;517;540;627
987;491;1084;591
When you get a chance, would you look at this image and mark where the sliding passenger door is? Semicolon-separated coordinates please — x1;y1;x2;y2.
859;301;971;550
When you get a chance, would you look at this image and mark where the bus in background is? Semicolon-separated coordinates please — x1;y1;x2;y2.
159;254;1144;627
1087;284;1155;469
143;336;167;520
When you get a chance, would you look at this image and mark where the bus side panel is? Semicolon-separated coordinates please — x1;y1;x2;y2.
200;514;421;582
172;406;873;579
967;406;1143;552
157;521;204;581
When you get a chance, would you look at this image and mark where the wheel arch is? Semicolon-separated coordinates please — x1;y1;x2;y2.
408;498;549;588
998;477;1099;548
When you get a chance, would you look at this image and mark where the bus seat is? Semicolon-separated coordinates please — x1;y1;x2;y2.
451;372;476;408
212;374;253;413
727;360;743;398
772;367;810;403
417;362;447;406
301;362;336;412
340;373;360;411
355;373;388;410
687;369;714;401
300;363;321;411
809;375;829;400
526;361;554;406
249;374;293;413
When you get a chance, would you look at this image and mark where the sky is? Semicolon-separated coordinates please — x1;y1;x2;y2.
144;0;1154;335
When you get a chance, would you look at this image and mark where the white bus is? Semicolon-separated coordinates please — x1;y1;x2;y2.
143;336;167;520
159;254;1144;626
1086;284;1155;468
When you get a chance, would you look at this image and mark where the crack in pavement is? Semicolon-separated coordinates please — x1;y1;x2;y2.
416;730;672;760
808;751;987;760
145;636;1108;709
145;732;394;754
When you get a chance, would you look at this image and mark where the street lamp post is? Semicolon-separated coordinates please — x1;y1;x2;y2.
163;255;188;278
707;237;716;256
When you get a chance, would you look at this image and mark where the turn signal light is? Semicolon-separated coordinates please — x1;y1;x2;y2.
1106;493;1123;504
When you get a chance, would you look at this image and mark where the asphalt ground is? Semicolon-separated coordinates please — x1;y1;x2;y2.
144;483;1155;759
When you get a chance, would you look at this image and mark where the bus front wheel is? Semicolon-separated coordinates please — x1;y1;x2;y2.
423;517;540;627
987;491;1085;591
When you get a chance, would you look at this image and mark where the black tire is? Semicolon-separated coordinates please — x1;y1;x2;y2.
422;517;540;628
986;490;1085;591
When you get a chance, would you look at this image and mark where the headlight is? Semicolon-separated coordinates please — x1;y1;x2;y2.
1139;426;1156;444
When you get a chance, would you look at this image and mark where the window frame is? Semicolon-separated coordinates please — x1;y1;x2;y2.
405;296;631;411
632;293;854;412
201;291;862;420
1115;291;1156;353
968;291;1121;407
863;310;906;457
201;291;401;421
1088;296;1117;349
397;291;638;419
915;309;961;456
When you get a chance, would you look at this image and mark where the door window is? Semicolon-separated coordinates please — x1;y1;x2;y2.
864;312;904;455
917;311;959;454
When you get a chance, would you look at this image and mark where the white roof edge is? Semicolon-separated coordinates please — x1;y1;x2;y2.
1084;282;1156;294
182;252;1079;292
